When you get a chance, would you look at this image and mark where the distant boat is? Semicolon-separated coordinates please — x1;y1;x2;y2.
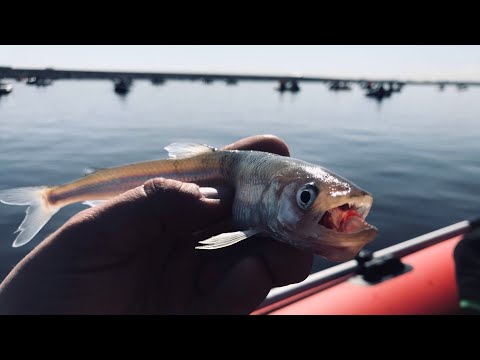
26;77;53;86
151;77;165;85
360;81;374;90
275;80;300;93
0;81;13;95
114;78;132;94
289;80;300;92
202;77;214;84
225;78;238;85
365;85;392;101
26;77;37;85
457;83;468;91
329;81;351;91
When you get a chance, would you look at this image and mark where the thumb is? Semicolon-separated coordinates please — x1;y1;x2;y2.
141;177;232;232
50;178;232;256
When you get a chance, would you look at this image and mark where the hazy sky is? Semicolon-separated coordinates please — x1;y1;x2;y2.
2;45;480;81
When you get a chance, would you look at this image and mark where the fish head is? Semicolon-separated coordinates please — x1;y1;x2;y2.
266;163;378;262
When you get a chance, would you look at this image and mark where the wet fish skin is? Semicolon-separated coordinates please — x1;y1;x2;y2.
0;144;378;260
222;150;377;260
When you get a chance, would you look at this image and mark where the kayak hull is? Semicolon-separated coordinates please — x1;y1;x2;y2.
255;236;462;315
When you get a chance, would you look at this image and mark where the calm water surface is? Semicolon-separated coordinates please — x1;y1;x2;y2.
0;80;479;280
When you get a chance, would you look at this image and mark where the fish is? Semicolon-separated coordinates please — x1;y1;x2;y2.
0;143;378;261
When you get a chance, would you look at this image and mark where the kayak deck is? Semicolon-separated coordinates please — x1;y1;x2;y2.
254;223;469;315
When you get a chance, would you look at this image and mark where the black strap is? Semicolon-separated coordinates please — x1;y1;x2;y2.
454;227;480;303
469;217;480;231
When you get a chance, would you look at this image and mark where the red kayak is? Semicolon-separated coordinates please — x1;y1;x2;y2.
254;220;476;315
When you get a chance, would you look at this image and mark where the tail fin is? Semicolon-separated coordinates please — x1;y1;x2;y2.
0;187;60;247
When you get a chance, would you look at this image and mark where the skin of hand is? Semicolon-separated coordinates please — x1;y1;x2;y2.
0;135;313;314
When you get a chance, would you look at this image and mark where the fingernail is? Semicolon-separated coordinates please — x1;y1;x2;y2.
200;187;219;199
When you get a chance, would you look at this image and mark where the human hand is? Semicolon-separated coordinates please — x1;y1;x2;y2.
0;135;313;314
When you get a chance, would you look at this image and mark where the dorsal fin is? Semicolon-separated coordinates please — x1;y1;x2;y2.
82;200;106;207
164;143;216;159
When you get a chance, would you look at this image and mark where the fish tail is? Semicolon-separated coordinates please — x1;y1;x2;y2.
0;186;60;247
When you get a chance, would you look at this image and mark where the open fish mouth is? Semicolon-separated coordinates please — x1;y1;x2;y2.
318;201;377;234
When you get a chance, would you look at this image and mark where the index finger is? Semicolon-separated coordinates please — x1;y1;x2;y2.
223;134;290;157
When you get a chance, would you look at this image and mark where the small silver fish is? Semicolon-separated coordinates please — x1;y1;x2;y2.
0;143;378;261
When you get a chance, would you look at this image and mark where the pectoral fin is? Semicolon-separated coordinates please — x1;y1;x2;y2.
195;229;260;250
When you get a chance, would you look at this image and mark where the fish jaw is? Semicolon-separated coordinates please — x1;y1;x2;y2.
308;228;378;261
263;171;378;262
315;192;376;234
300;192;378;261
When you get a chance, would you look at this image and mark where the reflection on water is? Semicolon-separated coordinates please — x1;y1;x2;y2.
0;80;479;279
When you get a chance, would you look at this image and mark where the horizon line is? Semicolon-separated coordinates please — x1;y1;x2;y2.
2;65;480;84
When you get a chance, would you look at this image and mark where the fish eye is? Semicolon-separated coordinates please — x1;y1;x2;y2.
296;183;318;210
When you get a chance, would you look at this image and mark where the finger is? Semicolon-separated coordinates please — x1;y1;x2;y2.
199;185;233;200
223;134;290;156
188;255;272;315
140;178;232;231
258;237;313;287
51;178;233;255
195;235;312;295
